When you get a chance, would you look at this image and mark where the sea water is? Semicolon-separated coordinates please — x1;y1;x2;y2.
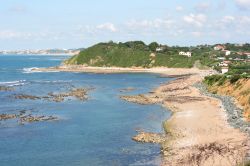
0;55;172;166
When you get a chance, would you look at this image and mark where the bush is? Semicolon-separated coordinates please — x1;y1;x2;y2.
204;75;224;85
230;75;241;84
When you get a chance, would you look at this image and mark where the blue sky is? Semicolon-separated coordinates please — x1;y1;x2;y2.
0;0;250;49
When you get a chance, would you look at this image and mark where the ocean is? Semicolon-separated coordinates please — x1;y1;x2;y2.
0;55;171;166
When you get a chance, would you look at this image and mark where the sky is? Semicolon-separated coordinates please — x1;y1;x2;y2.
0;0;250;50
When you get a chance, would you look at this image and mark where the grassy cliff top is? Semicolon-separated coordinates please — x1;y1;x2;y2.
64;41;216;68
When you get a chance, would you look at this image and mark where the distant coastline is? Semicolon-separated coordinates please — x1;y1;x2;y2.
0;53;74;56
0;48;84;56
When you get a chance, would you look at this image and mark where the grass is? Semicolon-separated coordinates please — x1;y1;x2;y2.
65;41;216;68
239;160;250;166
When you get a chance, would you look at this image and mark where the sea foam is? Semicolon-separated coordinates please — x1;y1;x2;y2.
22;67;41;73
0;80;27;87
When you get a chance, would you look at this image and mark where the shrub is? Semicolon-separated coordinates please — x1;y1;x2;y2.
230;75;241;84
204;75;224;85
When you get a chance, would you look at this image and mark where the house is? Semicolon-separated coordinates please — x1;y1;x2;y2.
218;61;231;67
222;50;231;56
221;67;229;74
234;58;244;61
217;57;226;60
234;44;244;47
156;47;164;52
236;52;250;59
237;52;243;55
214;45;225;51
179;51;192;57
244;52;250;59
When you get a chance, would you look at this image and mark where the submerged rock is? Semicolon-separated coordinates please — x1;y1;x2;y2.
0;114;17;120
120;94;156;105
0;86;14;91
48;88;89;102
0;110;58;125
12;88;90;102
19;115;58;124
132;131;166;144
14;94;41;100
119;87;136;92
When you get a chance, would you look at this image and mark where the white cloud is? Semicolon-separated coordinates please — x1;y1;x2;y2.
0;30;72;41
238;16;250;24
96;23;117;32
195;2;211;12
191;31;203;37
235;0;250;10
9;5;27;13
183;14;207;27
0;30;31;39
222;16;235;23
126;18;174;30
176;6;184;11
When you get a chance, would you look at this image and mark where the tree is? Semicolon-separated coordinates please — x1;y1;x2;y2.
149;42;159;52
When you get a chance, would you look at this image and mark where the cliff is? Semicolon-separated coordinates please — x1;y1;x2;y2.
205;77;250;121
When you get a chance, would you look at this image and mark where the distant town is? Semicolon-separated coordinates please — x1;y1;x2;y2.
0;48;84;55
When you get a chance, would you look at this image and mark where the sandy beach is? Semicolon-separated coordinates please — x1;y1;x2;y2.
33;65;211;75
155;75;249;165
35;65;249;165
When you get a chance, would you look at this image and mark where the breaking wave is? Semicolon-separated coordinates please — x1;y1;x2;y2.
0;80;27;87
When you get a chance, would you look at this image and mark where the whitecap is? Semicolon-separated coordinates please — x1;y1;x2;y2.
0;80;27;87
22;67;41;73
31;80;71;84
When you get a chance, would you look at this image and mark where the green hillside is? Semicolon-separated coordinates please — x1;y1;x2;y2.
64;41;216;68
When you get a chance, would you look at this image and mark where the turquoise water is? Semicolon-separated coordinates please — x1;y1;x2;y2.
0;55;171;166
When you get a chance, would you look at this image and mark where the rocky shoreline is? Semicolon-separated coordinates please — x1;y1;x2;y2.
120;94;157;105
121;73;249;165
194;83;250;135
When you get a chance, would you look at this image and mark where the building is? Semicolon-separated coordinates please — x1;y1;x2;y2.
221;67;229;74
244;52;250;59
219;61;231;67
222;50;231;56
214;45;225;51
217;57;226;60
156;47;164;52
179;51;192;57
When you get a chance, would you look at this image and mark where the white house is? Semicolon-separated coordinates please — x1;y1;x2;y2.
219;62;228;67
214;45;225;51
179;51;192;57
219;61;231;67
223;50;231;56
156;47;163;52
217;57;226;60
221;67;229;74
